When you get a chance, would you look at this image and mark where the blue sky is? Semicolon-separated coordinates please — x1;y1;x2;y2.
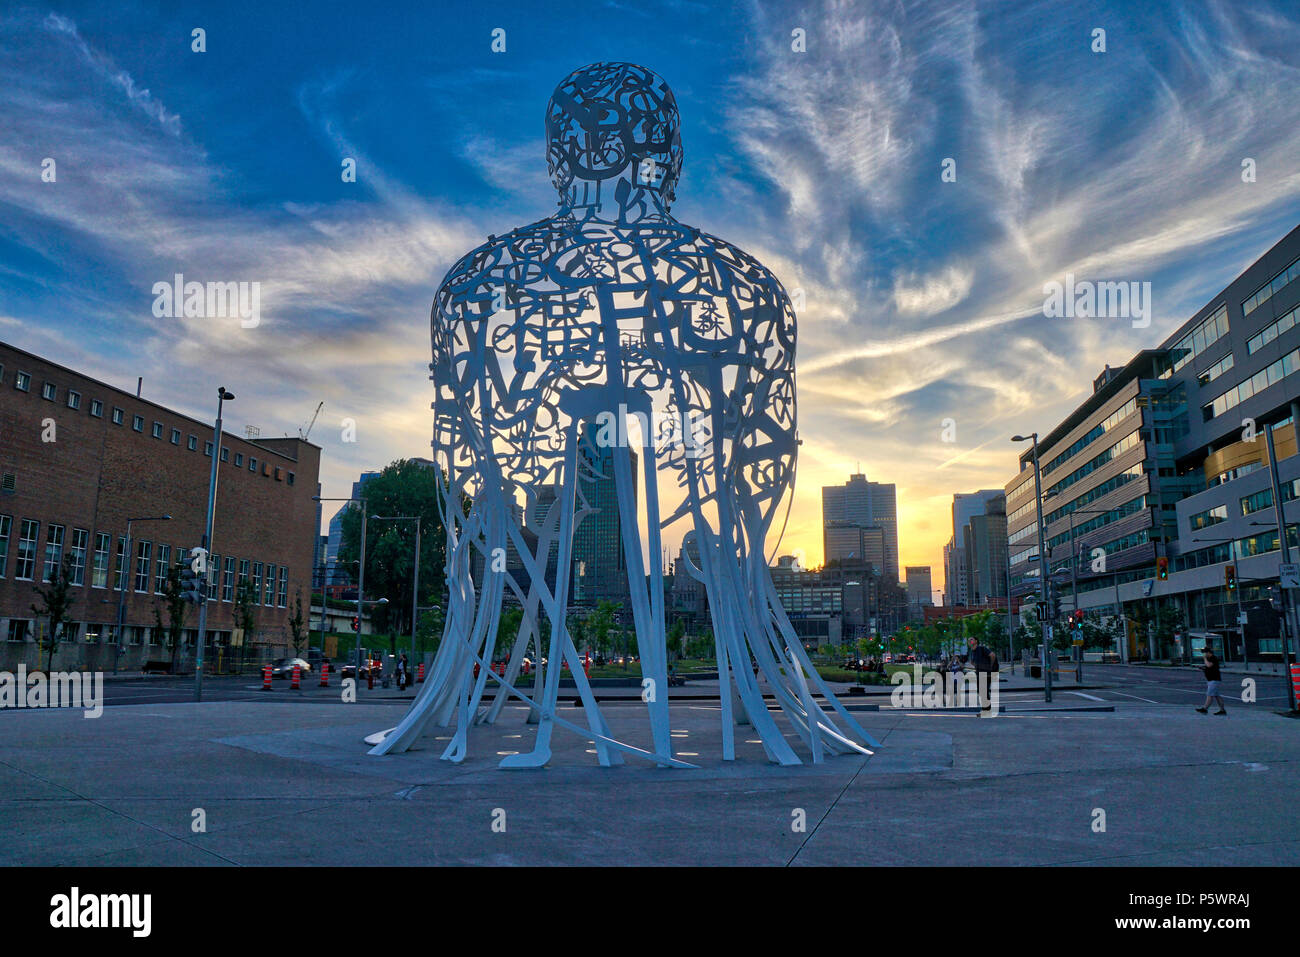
4;0;1300;596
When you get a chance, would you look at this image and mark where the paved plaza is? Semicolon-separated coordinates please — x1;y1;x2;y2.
1;672;1297;866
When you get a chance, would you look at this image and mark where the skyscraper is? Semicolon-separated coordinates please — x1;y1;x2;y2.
821;472;899;581
944;489;1004;605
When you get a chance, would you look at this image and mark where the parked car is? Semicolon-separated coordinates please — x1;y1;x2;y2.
271;657;311;679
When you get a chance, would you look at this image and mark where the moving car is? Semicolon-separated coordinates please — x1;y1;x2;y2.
271;657;311;679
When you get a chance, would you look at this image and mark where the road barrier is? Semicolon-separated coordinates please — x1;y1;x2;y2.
320;662;329;687
417;662;425;683
291;663;301;690
261;664;272;690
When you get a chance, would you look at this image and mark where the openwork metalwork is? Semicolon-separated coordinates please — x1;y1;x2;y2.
369;62;879;767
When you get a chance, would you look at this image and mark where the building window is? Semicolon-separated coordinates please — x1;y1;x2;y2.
220;447;229;463
278;566;288;608
251;562;263;604
155;543;171;593
264;563;276;605
170;428;181;445
238;558;250;585
0;514;10;578
114;536;127;591
152;421;164;439
132;415;145;432
222;556;235;602
91;532;111;588
15;371;31;392
42;523;65;582
1189;505;1228;531
41;381;56;401
248;456;257;472
208;554;220;601
7;620;30;643
67;390;81;410
234;453;244;468
15;519;39;580
89;399;103;417
287;472;295;486
69;528;87;586
187;435;198;451
134;540;152;592
205;441;213;456
112;407;124;425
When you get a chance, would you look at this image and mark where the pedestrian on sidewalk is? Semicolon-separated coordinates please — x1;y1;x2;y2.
946;653;962;706
967;636;995;711
1195;648;1227;715
396;653;408;691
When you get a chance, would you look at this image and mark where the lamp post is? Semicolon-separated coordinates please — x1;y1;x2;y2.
1013;433;1053;702
193;387;233;702
370;515;421;661
112;514;172;675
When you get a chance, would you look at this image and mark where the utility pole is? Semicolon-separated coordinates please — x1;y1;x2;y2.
1264;424;1300;710
195;387;233;702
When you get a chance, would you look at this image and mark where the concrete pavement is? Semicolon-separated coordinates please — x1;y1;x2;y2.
1;681;1297;866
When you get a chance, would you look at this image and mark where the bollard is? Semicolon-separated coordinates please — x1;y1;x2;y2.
367;666;374;690
584;651;590;678
261;663;272;690
291;663;301;690
417;662;425;683
320;662;329;687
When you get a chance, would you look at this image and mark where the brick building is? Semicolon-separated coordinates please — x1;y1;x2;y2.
0;340;321;671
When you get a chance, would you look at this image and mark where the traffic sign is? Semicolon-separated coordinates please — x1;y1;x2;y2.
1280;563;1300;588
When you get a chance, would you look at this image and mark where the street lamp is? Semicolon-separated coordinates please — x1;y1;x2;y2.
1012;433;1053;702
112;514;171;675
194;387;233;702
370;515;421;661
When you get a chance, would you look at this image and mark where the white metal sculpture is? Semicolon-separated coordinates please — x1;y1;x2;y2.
369;62;879;767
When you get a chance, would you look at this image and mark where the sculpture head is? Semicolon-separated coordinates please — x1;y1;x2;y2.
546;62;683;211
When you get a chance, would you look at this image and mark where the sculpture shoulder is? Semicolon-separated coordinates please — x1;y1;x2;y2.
682;227;794;305
433;217;557;315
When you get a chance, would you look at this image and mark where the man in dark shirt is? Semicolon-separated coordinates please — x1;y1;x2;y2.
1195;648;1227;715
967;636;995;711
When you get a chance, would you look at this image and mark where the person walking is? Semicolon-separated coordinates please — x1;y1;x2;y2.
396;653;408;691
967;636;995;711
1195;647;1226;715
946;653;962;706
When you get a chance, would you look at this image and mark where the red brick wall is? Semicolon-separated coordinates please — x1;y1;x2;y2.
0;341;320;661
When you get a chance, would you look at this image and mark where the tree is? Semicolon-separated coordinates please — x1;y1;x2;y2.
152;562;191;672
415;605;445;656
31;554;76;674
288;589;308;658
338;459;449;639
569;613;590;656
589;599;618;659
234;578;258;640
495;606;523;662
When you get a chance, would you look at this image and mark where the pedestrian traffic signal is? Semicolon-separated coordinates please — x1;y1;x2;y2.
180;566;205;604
1156;556;1169;581
1224;564;1237;592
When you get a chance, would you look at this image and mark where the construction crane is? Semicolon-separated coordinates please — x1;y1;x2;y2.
299;401;323;440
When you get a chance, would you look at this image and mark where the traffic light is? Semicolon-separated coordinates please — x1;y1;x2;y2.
180;566;205;604
1156;556;1169;581
1224;564;1237;592
352;616;360;632
1269;585;1284;612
